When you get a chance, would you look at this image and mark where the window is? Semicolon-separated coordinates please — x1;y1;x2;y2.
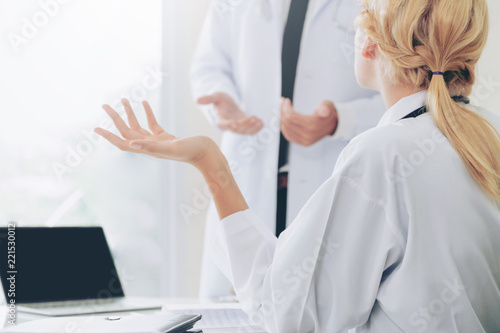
0;0;165;297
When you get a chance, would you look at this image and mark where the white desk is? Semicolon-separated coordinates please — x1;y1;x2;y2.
0;299;267;333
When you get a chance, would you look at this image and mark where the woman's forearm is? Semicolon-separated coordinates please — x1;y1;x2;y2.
193;140;249;220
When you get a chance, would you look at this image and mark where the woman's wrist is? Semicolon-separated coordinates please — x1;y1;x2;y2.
196;143;235;198
192;138;229;175
193;138;249;219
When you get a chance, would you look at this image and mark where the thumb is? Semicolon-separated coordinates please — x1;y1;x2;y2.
315;105;332;118
197;95;216;105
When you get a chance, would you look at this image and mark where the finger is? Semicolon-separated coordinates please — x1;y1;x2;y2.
319;100;336;112
281;98;295;117
240;122;263;135
102;104;139;139
121;98;142;130
281;121;309;145
315;105;332;118
281;123;305;146
281;99;321;127
142;101;167;136
282;113;308;131
281;99;310;127
197;95;216;105
234;117;255;132
217;119;238;131
234;117;262;134
245;118;264;134
285;112;315;128
280;97;287;114
94;128;131;151
229;120;250;134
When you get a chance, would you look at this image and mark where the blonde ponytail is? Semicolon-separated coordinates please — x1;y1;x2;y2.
358;0;500;201
428;74;500;201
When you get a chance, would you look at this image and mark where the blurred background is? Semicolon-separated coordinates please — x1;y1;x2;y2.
0;0;498;299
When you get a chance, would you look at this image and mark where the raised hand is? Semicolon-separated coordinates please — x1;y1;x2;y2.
197;92;264;135
95;98;249;220
94;99;213;165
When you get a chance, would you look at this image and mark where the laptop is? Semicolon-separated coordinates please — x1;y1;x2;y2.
0;226;164;316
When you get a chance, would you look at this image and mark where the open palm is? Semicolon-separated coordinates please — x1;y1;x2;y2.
94;99;213;164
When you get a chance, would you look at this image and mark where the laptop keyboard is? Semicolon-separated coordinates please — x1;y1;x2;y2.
18;298;142;316
25;298;125;308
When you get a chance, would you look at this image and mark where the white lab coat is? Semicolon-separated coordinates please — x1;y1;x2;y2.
213;91;500;332
190;0;386;297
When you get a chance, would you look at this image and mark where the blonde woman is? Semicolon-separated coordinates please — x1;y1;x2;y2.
95;0;500;331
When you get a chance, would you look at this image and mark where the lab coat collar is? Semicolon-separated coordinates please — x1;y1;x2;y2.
377;90;427;127
269;0;328;22
309;0;333;22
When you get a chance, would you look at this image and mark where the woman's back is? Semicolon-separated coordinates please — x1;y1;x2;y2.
342;96;500;331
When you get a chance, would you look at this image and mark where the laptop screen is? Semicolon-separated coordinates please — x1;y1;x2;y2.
0;226;125;303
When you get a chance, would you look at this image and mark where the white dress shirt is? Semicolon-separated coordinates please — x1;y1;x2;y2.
213;91;500;332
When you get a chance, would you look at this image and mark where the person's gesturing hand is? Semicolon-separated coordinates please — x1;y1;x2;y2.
197;92;263;135
280;98;339;146
94;99;214;166
95;98;249;220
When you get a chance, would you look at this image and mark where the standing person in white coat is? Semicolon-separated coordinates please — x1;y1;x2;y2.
190;0;386;298
97;0;500;330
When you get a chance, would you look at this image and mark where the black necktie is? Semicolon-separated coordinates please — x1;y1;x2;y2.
276;0;310;237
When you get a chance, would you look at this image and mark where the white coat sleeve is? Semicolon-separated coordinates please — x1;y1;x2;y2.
330;94;386;142
212;143;405;332
189;1;241;126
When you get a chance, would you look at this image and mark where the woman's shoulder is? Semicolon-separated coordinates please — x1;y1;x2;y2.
339;114;439;164
336;104;500;176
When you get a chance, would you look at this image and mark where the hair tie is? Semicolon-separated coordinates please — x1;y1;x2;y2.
433;71;445;76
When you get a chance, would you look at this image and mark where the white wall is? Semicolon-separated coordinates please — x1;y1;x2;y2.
162;0;220;297
181;1;223;296
473;0;500;114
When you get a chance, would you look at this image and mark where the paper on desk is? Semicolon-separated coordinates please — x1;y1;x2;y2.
162;303;261;329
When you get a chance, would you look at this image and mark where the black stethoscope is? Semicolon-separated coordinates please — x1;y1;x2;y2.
400;97;470;121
